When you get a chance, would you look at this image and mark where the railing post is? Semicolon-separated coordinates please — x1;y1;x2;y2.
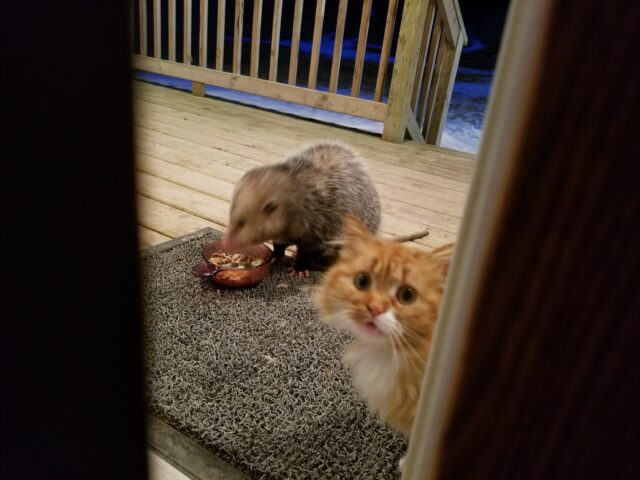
382;0;432;143
425;30;464;145
192;81;205;96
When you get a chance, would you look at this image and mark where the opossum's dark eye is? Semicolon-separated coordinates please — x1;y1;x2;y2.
354;272;372;290
263;202;278;214
396;285;417;305
236;219;246;229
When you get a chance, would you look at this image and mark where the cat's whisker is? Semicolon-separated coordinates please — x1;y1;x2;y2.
399;324;429;346
389;326;415;368
388;325;429;370
399;330;428;357
392;329;414;358
320;310;353;331
386;329;404;373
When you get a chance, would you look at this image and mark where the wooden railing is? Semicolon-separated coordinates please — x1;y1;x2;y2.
131;0;466;146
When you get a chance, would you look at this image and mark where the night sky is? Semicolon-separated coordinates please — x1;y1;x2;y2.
457;0;511;69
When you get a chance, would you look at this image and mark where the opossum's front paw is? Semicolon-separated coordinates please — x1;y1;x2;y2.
288;267;310;278
292;253;312;277
272;243;289;260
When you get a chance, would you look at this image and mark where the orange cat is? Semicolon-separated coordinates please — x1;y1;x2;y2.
313;215;453;436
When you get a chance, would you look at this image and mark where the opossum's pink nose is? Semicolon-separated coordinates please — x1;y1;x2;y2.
221;230;243;249
221;233;232;249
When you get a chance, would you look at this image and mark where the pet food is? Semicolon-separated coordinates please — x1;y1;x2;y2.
208;252;264;269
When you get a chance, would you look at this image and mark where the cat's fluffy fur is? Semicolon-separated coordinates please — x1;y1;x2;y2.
313;215;453;436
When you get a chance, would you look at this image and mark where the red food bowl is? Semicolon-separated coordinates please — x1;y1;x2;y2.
191;240;273;288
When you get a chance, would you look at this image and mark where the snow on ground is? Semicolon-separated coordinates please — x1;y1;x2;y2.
440;67;493;153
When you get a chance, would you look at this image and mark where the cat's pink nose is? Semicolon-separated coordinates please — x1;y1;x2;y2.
367;303;385;317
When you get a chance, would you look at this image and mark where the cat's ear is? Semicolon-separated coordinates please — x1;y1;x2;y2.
342;214;371;240
431;243;455;277
332;214;371;254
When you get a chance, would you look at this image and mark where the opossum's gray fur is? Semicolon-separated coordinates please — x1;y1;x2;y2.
228;142;381;271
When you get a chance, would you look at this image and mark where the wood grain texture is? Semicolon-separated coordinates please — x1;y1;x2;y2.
250;0;262;77
153;0;161;58
435;0;460;45
374;0;399;102
133;56;388;120
199;0;208;67
233;0;244;74
382;0;431;142
139;0;147;55
351;0;372;97
405;105;426;144
329;0;348;93
132;81;473;249
288;0;304;85
425;30;463;145
418;20;442;131
411;2;436;110
423;31;447;139
183;0;192;64
307;0;326;90
216;0;225;70
168;0;176;61
191;81;205;96
269;0;283;81
434;0;640;477
138;226;171;249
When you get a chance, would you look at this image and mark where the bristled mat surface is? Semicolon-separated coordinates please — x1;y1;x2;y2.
141;229;406;479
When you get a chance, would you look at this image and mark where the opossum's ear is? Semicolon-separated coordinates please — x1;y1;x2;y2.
263;201;278;215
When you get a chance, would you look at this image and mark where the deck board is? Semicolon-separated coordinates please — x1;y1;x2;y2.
134;89;474;178
134;81;474;250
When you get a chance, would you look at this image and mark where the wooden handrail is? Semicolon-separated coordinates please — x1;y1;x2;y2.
133;0;467;147
383;0;467;144
436;0;468;46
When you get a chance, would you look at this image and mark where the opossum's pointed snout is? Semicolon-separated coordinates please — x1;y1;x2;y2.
222;228;247;249
221;230;238;249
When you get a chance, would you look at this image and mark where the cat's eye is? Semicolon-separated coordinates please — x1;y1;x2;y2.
263;202;277;214
396;285;417;304
354;272;372;290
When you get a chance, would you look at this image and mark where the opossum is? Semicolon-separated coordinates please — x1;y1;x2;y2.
224;142;382;275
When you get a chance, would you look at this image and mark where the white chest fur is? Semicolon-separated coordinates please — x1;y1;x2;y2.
343;341;399;419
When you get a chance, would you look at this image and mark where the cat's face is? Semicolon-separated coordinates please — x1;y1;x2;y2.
314;216;453;347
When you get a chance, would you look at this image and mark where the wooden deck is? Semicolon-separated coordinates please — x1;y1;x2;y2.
134;81;475;251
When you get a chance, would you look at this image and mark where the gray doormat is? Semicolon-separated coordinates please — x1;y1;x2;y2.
141;228;406;479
